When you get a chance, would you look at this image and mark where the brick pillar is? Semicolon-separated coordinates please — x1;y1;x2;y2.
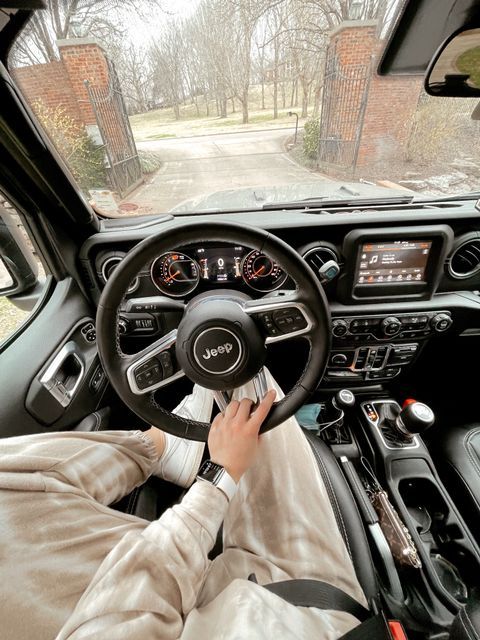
356;73;424;167
57;37;109;126
324;21;424;169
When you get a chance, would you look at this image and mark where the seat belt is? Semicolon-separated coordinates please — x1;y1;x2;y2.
249;575;393;639
256;577;370;621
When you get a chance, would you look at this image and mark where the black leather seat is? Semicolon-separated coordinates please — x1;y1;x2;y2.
302;430;378;604
435;423;480;545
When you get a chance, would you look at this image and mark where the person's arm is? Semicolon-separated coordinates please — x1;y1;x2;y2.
55;391;276;640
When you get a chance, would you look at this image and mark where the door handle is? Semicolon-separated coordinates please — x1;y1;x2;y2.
40;341;85;407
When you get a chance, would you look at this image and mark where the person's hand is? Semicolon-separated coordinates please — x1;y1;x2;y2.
208;390;276;483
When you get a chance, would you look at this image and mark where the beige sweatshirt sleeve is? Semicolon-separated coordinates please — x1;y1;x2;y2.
55;480;229;640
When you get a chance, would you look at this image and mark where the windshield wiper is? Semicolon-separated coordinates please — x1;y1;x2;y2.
261;194;415;211
415;191;480;203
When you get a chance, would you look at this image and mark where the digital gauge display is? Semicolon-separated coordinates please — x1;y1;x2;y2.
194;246;244;284
151;252;199;297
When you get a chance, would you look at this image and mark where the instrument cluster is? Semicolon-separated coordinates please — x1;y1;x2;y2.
150;244;287;297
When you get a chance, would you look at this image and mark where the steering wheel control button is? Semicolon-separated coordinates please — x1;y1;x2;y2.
193;328;242;375
258;312;280;336
134;358;164;390
158;351;174;378
272;307;307;334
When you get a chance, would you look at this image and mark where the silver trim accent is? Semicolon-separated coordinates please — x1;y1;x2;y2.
40;341;85;407
252;367;269;400
150;251;200;298
338;455;404;600
360;400;420;450
193;327;242;374
126;329;185;395
243;299;314;344
101;256;139;293
368;522;405;600
241;249;288;292
448;238;480;279
212;367;272;414
213;390;232;412
302;246;340;281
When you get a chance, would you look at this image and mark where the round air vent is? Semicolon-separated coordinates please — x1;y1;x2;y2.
448;237;480;279
100;255;139;293
302;245;340;280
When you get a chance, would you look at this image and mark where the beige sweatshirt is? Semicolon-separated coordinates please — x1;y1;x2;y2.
0;385;365;639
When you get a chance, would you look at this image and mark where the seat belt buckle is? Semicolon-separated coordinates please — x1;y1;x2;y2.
388;620;408;640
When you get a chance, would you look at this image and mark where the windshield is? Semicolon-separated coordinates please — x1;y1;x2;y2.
9;0;480;216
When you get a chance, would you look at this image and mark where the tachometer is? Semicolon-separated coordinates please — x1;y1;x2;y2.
242;250;287;292
151;252;199;297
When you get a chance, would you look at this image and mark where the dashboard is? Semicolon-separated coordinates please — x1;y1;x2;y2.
80;202;480;388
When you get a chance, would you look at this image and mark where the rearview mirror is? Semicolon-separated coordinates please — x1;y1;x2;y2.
425;28;480;97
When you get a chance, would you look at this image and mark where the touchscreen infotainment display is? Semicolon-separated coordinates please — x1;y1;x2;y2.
356;240;432;285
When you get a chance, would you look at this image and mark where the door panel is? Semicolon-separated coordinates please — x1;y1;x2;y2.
0;277;106;437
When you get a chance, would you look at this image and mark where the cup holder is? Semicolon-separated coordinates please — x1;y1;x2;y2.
399;477;477;602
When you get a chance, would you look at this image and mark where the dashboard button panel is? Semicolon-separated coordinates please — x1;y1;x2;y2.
331;311;452;342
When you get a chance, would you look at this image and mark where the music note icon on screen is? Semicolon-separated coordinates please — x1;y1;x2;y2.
369;255;378;265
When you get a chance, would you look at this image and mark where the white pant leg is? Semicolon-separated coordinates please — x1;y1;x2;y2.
172;383;214;422
197;368;367;608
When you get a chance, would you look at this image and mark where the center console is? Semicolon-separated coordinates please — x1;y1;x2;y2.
324;225;454;385
326;310;452;382
313;391;480;636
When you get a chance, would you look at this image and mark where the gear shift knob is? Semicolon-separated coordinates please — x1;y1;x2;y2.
396;401;435;439
332;389;356;411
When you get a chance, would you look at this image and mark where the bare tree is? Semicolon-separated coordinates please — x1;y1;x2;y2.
11;0;165;66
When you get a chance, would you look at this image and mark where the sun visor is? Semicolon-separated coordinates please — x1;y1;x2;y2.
378;0;480;76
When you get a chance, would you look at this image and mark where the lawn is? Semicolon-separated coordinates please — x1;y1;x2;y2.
0;296;28;342
456;46;480;88
130;84;309;141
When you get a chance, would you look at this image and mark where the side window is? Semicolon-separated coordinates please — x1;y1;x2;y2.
0;197;47;343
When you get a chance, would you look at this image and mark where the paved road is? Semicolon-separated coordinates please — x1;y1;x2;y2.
128;128;329;213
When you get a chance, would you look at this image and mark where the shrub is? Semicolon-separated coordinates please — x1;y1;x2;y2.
138;149;163;174
32;101;107;192
303;117;320;160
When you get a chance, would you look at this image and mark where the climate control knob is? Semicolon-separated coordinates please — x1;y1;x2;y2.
332;319;348;337
381;316;401;337
430;313;452;333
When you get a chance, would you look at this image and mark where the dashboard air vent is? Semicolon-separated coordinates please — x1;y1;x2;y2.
100;255;139;293
448;238;480;279
302;246;339;280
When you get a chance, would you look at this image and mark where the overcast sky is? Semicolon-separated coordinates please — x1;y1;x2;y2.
125;0;200;47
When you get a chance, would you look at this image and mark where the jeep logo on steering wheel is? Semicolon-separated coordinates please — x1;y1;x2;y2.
202;343;233;360
193;328;242;375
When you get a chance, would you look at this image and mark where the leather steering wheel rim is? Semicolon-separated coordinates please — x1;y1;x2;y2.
96;221;331;441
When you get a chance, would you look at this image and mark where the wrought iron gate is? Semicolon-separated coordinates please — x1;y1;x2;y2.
86;59;142;197
318;41;372;171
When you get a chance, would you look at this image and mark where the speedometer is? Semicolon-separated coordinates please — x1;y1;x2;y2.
242;250;287;292
151;252;199;297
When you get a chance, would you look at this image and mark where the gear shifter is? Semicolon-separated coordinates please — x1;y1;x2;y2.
395;400;435;441
318;389;356;444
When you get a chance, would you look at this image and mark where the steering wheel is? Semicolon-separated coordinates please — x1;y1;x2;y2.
96;221;331;440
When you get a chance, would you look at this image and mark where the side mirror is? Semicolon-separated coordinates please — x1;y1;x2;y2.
425;28;480;97
0;205;38;298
